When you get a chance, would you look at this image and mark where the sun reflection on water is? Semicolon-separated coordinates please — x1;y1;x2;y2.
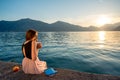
98;31;106;48
99;31;106;41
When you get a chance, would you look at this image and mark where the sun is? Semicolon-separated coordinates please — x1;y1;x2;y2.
96;15;111;27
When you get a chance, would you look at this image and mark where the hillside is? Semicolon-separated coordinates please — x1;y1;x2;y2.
100;22;120;31
0;18;49;32
0;18;87;32
0;18;120;32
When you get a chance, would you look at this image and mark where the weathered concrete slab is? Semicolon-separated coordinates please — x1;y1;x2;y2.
0;61;120;80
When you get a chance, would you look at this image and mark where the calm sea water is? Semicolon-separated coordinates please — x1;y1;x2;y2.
0;31;120;76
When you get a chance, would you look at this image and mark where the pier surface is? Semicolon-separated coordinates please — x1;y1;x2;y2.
0;61;120;80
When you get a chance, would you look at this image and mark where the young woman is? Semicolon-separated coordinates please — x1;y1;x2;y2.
22;29;47;74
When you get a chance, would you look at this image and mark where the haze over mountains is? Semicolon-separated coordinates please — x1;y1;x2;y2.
0;18;120;32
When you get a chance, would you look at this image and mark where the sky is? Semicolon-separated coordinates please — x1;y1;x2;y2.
0;0;120;27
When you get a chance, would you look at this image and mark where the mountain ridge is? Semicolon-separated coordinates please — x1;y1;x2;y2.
0;18;120;32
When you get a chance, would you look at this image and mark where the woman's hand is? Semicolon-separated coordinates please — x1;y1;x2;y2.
37;42;42;49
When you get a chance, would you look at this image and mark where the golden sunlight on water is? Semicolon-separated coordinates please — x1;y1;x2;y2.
98;31;106;42
98;31;106;48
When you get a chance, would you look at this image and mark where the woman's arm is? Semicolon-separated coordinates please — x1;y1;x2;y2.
31;40;37;61
37;42;42;49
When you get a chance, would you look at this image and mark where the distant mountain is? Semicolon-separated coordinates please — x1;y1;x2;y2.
100;22;120;31
0;18;120;32
49;21;88;31
0;18;88;32
114;26;120;31
113;22;120;31
86;26;99;31
0;18;49;32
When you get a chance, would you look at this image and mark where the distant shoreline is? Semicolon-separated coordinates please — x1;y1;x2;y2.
0;18;120;32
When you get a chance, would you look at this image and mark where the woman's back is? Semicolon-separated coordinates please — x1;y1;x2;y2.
22;41;32;59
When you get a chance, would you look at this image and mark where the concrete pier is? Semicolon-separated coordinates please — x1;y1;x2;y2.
0;61;120;80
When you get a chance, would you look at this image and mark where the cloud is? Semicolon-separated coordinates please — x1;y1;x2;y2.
61;15;99;27
39;13;120;27
61;14;120;27
111;17;120;24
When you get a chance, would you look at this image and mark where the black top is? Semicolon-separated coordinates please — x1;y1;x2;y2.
22;41;32;59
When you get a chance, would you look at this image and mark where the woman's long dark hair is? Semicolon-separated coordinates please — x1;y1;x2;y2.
26;29;38;41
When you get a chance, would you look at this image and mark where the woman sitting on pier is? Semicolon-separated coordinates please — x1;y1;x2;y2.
22;29;47;74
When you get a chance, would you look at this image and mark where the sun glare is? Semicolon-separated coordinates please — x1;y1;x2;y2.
98;31;106;48
96;15;111;27
99;31;105;41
